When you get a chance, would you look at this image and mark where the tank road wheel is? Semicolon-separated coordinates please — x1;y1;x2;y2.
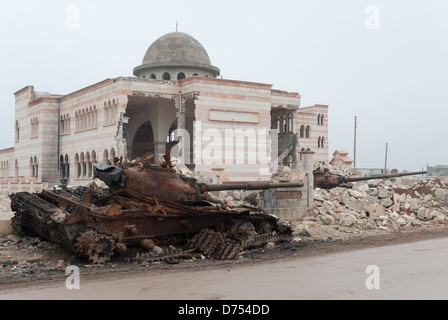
231;221;256;241
76;230;116;264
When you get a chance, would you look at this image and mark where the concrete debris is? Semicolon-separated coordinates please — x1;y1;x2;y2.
271;165;304;183
301;228;312;237
207;190;261;208
314;162;355;177
300;178;448;239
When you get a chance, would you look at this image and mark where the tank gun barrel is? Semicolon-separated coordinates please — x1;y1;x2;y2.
344;171;427;183
199;181;304;193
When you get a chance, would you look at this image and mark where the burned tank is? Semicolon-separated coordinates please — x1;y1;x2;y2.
10;155;302;264
314;170;427;190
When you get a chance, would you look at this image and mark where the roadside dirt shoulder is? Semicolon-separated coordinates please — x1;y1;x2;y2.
2;224;448;292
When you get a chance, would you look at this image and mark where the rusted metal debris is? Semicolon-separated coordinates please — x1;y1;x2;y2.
10;153;299;264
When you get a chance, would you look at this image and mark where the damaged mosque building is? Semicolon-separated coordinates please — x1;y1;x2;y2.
0;31;329;194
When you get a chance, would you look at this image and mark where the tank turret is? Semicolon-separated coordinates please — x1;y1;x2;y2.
94;161;303;204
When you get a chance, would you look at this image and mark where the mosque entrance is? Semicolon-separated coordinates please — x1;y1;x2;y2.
125;95;177;164
131;120;155;161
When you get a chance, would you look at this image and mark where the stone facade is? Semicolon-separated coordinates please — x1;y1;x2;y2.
0;31;329;192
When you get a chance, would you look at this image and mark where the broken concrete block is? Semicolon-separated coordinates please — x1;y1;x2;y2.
368;203;385;218
430;211;445;222
380;198;394;208
301;228;312;237
354;183;370;193
434;188;447;203
339;213;357;227
321;214;335;225
378;188;391;199
348;189;364;199
417;207;427;220
389;211;400;220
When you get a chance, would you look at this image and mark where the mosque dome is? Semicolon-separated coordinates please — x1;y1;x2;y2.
133;32;220;80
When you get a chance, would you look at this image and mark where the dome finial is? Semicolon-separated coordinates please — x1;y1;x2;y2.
176;21;178;32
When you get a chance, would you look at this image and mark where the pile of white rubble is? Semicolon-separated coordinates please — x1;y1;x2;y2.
306;177;448;233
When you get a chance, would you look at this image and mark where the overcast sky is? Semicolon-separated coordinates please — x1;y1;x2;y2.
1;0;447;172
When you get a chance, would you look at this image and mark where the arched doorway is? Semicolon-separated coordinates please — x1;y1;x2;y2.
132;120;155;161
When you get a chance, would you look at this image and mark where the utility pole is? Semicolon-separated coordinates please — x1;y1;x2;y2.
354;116;357;168
384;142;388;174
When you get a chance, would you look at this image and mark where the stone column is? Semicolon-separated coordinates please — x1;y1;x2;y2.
299;150;315;208
175;91;186;130
116;113;129;161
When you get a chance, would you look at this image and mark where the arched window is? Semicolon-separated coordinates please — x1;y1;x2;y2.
60;155;65;178
276;115;281;131
80;152;86;177
75;153;80;178
66;114;70;133
15;120;19;141
65;155;70;179
163;72;171;81
305;125;311;138
30;157;34;177
60;116;65;134
33;157;38;178
76;111;80;131
321;115;325;126
193;73;199;77
87;106;93;128
104;102;109;124
150;74;156;80
321;137;325;148
103;149;109;164
110;148;116;164
288;113;294;133
86;152;92;177
93;105;98;127
30;118;39;138
92;150;97;163
177;72;186;80
112;99;117;123
300;125;305;138
82;109;87;130
14;159;18;183
282;114;287;134
108;101;112;123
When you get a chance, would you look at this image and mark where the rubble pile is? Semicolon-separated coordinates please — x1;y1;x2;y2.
303;178;448;236
313;162;356;177
271;165;305;182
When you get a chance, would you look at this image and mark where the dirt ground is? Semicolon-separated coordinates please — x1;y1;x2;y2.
2;219;448;291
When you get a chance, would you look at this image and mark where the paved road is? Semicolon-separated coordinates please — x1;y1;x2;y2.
2;236;448;300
